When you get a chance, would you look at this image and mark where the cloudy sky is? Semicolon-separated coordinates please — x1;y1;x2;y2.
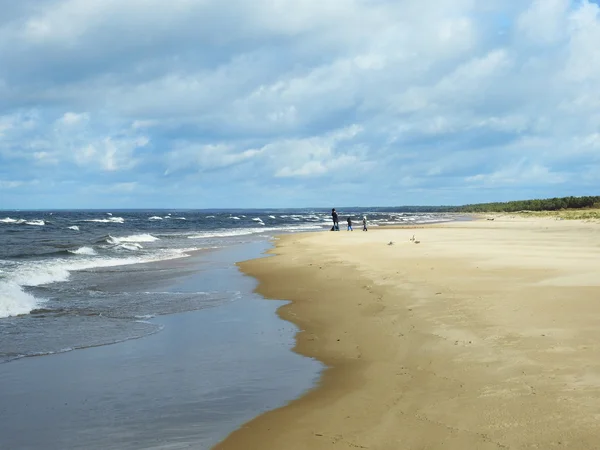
1;0;599;209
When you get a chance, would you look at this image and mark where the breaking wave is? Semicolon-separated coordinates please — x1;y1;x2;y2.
83;217;125;224
106;234;159;244
68;247;97;256
187;224;323;240
0;247;193;319
1;218;45;226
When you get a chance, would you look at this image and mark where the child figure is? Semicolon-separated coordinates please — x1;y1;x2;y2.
347;217;353;231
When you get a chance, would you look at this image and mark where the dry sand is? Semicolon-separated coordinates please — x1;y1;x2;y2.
215;217;600;449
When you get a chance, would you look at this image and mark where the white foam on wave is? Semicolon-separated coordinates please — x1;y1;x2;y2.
187;224;324;240
0;217;25;224
13;251;189;287
269;215;276;219
107;234;159;244
0;281;42;319
0;218;45;225
117;243;143;251
149;216;163;221
69;247;97;256
188;229;257;239
84;217;125;224
0;246;196;318
68;225;80;231
231;217;240;220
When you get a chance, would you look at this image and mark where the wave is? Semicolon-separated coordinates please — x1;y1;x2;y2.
67;225;80;231
68;247;97;256
116;243;143;251
83;217;125;224
187;224;324;240
0;217;25;224
0;247;195;318
148;216;163;221
269;215;276;219
106;234;159;244
1;218;45;226
188;229;258;239
231;217;240;220
0;281;43;319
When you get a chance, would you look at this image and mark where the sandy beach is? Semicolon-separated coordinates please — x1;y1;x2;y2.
216;217;600;449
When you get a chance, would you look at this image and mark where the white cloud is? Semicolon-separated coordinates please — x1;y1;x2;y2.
1;0;600;206
58;112;88;126
165;143;262;175
466;160;566;186
0;179;25;189
517;0;570;44
275;154;359;178
264;125;364;178
86;136;149;171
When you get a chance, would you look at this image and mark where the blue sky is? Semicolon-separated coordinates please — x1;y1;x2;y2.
1;0;599;209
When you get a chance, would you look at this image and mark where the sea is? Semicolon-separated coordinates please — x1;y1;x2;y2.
0;209;456;449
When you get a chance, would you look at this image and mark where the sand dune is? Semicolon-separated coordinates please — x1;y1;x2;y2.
216;217;600;449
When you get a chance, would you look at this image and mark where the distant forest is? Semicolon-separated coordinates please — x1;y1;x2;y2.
452;195;600;213
367;195;600;213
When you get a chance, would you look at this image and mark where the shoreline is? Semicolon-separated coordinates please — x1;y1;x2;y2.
215;217;600;449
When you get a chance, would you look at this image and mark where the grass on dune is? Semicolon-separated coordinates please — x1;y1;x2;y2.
493;209;600;221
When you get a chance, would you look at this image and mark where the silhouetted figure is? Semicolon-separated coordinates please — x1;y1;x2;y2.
331;208;339;231
347;217;353;231
362;216;368;231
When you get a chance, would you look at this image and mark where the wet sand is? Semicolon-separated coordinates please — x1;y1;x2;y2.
216;217;600;449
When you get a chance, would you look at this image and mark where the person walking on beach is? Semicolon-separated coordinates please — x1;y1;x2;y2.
347;217;353;231
331;208;340;231
362;215;368;231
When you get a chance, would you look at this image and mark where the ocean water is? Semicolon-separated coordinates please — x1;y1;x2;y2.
0;209;455;363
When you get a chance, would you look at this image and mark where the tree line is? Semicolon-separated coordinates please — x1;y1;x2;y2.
451;196;600;213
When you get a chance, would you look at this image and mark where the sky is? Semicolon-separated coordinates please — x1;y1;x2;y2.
1;0;600;209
